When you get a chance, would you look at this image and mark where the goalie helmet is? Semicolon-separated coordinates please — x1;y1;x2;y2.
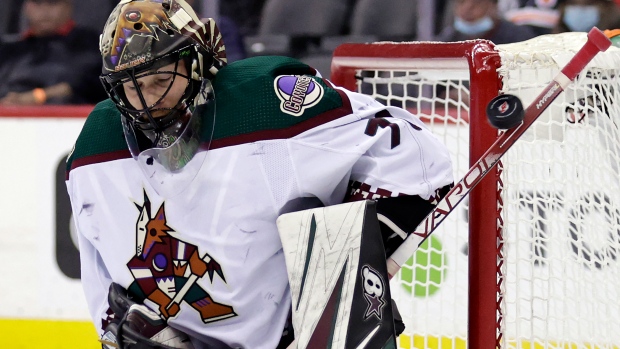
99;0;226;168
99;0;226;196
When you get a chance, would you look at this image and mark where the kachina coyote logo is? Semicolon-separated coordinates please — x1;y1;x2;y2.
274;75;324;116
361;265;386;320
126;190;236;323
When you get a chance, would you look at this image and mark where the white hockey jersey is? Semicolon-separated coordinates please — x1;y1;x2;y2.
66;56;453;349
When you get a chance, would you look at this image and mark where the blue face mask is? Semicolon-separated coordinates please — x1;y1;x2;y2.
563;5;600;32
454;16;494;36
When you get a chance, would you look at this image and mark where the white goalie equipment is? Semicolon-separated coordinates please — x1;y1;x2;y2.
277;200;397;349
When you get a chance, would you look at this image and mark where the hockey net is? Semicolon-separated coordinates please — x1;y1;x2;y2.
331;32;620;349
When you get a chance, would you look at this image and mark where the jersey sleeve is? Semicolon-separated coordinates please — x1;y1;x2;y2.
289;86;454;204
287;86;454;255
66;179;114;337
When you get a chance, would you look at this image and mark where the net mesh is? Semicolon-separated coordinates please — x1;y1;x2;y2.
335;32;620;349
499;33;620;349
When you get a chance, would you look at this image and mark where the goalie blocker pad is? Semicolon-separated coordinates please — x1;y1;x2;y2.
277;200;397;349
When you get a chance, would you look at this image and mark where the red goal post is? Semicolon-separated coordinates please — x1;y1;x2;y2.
331;34;620;349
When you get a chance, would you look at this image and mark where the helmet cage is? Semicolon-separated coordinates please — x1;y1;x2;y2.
100;45;203;132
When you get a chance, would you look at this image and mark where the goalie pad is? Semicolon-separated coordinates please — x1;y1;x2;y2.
277;200;399;349
101;283;195;349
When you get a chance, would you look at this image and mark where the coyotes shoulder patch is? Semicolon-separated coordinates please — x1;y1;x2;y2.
274;75;324;116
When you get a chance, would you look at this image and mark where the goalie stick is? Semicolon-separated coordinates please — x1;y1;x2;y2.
386;27;612;278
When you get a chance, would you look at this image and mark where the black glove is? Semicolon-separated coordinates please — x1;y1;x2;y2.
101;283;194;349
376;184;453;257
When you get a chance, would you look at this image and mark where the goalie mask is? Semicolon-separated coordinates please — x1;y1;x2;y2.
99;0;226;196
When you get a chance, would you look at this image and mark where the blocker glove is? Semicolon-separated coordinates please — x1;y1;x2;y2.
101;283;195;349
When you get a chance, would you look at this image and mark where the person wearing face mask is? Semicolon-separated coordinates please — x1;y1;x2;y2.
435;0;537;108
437;0;537;44
503;0;562;36
554;0;620;33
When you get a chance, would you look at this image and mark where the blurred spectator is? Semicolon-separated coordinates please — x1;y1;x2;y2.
553;0;620;33
503;0;561;36
185;0;247;62
0;0;105;105
437;0;537;44
1;0;115;36
436;0;538;108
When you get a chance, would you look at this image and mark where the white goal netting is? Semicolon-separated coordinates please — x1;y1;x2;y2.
332;32;620;349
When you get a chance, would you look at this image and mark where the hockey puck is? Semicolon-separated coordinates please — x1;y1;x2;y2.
486;94;525;129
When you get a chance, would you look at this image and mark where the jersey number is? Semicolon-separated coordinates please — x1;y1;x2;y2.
365;109;403;148
365;111;423;149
